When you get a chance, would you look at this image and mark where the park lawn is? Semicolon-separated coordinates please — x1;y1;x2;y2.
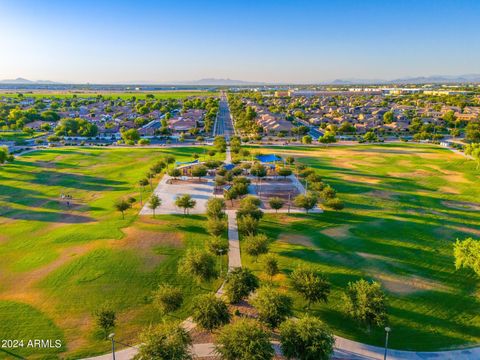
0;131;47;143
0;91;218;100
0;146;226;359
240;143;480;351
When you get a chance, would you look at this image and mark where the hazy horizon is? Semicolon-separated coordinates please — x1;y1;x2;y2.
1;0;479;84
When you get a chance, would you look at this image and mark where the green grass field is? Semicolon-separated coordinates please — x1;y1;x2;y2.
0;131;46;143
240;143;480;351
0;146;226;359
0;91;218;100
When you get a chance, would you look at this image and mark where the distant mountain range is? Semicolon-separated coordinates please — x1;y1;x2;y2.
329;74;480;85
1;75;480;86
0;77;60;85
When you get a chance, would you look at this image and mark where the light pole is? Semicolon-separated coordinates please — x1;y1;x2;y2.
108;333;116;360
384;326;391;360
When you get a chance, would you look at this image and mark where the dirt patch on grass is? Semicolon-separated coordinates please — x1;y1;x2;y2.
454;226;480;237
278;233;314;247
340;174;381;184
439;186;461;195
320;225;353;240
374;273;451;295
389;169;434;179
117;227;183;270
442;200;480;211
36;161;56;168
443;174;470;184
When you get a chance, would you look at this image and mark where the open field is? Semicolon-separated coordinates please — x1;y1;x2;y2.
0;91;218;100
0;146;226;359
240;143;480;351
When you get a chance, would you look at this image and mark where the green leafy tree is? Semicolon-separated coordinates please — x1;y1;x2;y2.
168;167;181;179
149;194;161;217
152;284;183;315
192;294;230;331
94;306;116;339
383;111;394;124
454;237;480;276
278;167;292;178
344;279;388;329
207;236;229;256
465;143;480;169
206;197;226;219
264;254;279;280
244;233;269;261
175;194;196;215
114;199;131;219
279;315;335;360
207;217;226;237
302;135;312;144
178;249;217;282
214;319;274;360
290;265;331;309
237;214;259;236
268;197;285;212
251;286;293;328
191;165;208;180
224;267;259;304
293;193;318;213
136;323;192;360
120;128;140;143
466;121;480;142
250;163;267;182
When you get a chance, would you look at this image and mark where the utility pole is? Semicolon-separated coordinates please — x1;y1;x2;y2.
384;327;391;360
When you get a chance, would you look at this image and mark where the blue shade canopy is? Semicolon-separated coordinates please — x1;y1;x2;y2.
175;159;199;165
256;154;281;163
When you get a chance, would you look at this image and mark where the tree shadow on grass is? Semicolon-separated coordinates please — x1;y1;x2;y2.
1;206;95;223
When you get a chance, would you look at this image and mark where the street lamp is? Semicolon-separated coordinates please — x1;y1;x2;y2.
108;333;116;360
384;327;391;360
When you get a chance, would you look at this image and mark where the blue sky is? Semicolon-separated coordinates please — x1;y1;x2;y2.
0;0;479;83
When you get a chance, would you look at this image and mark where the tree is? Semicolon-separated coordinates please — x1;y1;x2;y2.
278;167;292;178
279;315;335;360
192;294;230;331
0;146;14;164
237;196;263;220
344;279;388;329
136;323;192;360
214;319;274;360
114;199;131;219
318;131;336;144
152;284;183;315
244;233;269;261
237;214;259;236
149;194;161;217
323;198;344;210
290;265;331;309
207;236;229;256
224;267;259;304
264;254;279;280
251;286;293;328
250;163;267;182
120;128;140;143
363;131;378;142
94;306;116;339
301;135;312;144
213;135;227;152
207;217;226;237
268;197;284;213
454;237;480;276
168;167;181;179
466;121;480;142
465;143;480;169
206;197;226;219
178;249;217;282
191;165;208;180
293;193;318;213
224;187;238;206
383;111;394;124
55;117;98;137
286;156;295;165
175;194;196;215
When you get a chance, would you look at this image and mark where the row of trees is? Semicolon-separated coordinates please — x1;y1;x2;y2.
0;146;14;164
